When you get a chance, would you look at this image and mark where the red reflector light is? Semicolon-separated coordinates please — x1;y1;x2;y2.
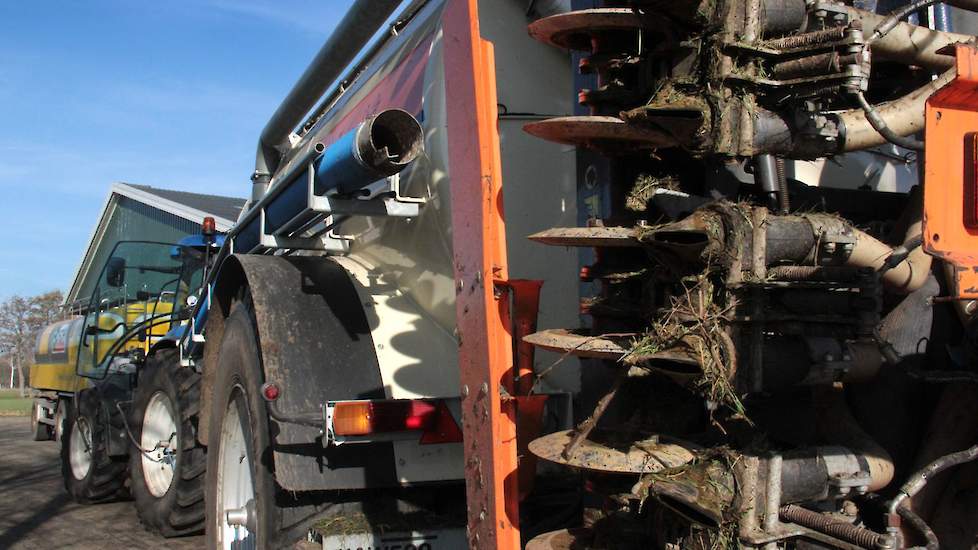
332;399;462;444
419;400;464;445
261;382;280;402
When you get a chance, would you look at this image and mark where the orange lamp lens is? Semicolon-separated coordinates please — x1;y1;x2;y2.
332;402;373;436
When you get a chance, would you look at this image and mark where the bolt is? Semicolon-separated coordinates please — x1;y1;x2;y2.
967;301;977;315
825;242;837;253
461;385;470;398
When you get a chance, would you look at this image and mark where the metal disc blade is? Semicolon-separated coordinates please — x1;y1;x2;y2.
524;116;677;150
525;528;593;550
528;9;644;50
528;226;640;248
528;429;698;474
523;329;633;360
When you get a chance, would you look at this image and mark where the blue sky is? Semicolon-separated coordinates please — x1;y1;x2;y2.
0;0;358;300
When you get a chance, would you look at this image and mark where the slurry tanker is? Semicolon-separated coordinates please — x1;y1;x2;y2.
38;0;978;548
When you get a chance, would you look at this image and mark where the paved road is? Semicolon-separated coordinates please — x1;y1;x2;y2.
0;416;204;549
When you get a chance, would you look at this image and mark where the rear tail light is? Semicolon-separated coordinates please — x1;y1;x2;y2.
965;132;978;229
330;399;462;445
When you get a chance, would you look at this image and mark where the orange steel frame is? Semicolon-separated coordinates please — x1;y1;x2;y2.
443;1;523;548
925;44;978;298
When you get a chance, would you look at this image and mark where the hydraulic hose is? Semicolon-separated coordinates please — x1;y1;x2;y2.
867;0;945;43
836;68;955;153
848;8;971;72
855;91;925;151
889;443;978;513
896;505;939;550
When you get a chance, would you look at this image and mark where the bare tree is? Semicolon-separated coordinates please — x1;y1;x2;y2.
0;291;65;394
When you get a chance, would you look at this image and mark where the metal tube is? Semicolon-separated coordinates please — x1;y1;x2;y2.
252;0;402;200
814;386;895;492
755;154;781;211
836;69;955;152
855;91;925;151
764;454;783;532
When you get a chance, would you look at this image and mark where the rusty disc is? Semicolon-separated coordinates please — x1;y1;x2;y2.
523;328;632;360
524;116;677;150
528;9;645;51
528;226;640;248
525;528;593;550
529;429;698;474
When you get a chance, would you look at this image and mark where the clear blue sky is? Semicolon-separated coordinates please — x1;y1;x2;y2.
0;0;358;300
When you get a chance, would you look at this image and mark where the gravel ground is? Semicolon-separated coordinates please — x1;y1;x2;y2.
0;416;204;549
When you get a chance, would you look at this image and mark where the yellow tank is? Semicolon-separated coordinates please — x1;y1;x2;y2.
31;300;176;392
31;317;88;393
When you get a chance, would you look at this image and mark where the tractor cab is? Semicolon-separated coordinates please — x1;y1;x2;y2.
77;230;223;380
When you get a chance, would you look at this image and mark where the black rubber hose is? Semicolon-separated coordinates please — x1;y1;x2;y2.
868;0;941;43
896;505;939;550
856;92;925;151
889;443;978;513
880;234;923;275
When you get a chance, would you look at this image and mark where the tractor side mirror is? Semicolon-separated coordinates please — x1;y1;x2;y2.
106;257;126;287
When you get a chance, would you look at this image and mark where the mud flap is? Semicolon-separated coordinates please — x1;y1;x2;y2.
205;254;397;491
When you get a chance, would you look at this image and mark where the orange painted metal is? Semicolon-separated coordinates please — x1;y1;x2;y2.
497;279;545;395
496;279;548;501
924;44;978;298
442;0;522;548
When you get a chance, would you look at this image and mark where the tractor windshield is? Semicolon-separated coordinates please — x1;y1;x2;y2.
76;240;204;379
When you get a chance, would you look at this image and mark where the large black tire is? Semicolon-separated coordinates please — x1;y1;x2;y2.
205;302;278;550
61;389;128;503
30;400;51;441
129;348;206;537
53;397;69;443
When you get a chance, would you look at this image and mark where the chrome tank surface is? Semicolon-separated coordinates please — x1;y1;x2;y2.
269;0;579;400
288;1;456;336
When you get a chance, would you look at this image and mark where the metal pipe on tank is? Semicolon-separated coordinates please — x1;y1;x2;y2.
263;109;424;235
252;0;403;200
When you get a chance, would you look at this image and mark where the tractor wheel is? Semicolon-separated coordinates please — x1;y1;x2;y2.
129;348;206;537
205;301;278;550
53;398;69;442
61;389;127;503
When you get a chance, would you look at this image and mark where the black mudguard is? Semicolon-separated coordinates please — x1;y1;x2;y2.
199;254;397;491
